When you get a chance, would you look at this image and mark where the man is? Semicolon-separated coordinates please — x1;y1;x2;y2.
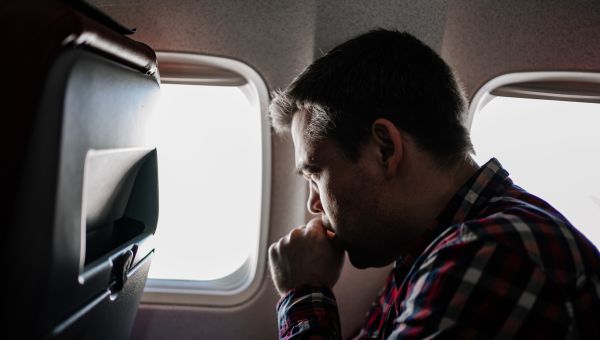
267;29;600;339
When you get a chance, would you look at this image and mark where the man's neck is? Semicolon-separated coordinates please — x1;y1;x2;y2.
401;154;480;235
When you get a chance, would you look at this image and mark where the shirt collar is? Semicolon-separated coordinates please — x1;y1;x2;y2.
393;158;512;285
435;158;512;227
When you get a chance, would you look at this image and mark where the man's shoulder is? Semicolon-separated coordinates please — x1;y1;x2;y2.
398;188;600;340
431;186;599;288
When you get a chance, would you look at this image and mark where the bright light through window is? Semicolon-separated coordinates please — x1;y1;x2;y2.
149;83;262;281
471;96;600;247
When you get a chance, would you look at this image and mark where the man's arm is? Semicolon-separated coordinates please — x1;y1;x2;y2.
269;218;345;339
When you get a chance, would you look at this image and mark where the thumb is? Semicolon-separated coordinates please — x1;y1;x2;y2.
306;218;327;238
307;218;345;252
325;229;337;240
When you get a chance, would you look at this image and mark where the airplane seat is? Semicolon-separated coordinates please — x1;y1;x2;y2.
1;1;160;339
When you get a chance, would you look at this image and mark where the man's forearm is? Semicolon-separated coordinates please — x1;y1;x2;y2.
277;286;342;339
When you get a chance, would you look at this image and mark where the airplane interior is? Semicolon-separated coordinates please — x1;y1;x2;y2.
2;0;599;339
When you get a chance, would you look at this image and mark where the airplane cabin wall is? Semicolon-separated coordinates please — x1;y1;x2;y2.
85;1;600;339
441;0;600;100
87;0;451;338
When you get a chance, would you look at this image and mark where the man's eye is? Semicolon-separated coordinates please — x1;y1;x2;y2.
302;172;319;182
309;176;321;190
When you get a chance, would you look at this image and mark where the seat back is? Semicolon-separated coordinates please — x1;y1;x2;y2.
2;1;160;339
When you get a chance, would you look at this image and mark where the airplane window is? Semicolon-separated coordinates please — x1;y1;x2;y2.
148;83;262;281
471;96;600;248
141;52;270;306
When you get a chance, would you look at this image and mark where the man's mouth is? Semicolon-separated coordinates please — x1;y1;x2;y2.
321;216;345;250
321;216;336;235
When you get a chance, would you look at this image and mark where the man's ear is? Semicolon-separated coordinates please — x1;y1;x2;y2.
371;118;403;179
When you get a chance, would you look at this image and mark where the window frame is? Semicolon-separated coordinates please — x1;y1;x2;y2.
468;71;600;247
141;52;271;307
467;71;600;129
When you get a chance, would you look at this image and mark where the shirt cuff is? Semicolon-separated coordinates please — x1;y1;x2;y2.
276;285;341;339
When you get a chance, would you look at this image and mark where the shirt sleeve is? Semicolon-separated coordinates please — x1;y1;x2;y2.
387;238;570;339
276;285;342;339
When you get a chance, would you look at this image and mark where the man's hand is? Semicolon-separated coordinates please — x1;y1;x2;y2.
268;218;345;296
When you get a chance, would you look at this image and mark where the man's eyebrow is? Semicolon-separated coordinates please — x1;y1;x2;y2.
295;163;320;176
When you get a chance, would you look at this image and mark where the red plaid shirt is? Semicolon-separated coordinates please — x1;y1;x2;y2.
277;158;600;339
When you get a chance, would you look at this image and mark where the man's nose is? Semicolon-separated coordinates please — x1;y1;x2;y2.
307;184;323;215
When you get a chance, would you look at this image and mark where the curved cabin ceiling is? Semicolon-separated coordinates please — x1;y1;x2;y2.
441;0;600;100
88;0;600;100
86;0;449;90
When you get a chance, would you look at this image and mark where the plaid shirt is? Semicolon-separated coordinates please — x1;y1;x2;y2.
277;158;600;339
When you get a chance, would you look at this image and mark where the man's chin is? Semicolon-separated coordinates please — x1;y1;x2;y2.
348;252;393;269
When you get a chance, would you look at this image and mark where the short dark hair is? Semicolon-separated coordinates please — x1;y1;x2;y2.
270;29;473;166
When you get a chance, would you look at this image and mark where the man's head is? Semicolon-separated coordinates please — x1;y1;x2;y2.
270;29;474;268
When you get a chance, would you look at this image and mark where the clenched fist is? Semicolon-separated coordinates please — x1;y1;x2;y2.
268;218;345;296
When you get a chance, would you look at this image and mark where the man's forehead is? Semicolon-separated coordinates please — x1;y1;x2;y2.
291;111;309;166
290;110;308;140
291;110;327;173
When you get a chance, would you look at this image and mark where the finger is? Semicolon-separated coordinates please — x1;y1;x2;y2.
306;217;323;229
268;242;279;259
288;226;304;241
305;222;328;241
307;217;337;239
325;229;336;240
306;219;326;235
313;217;340;245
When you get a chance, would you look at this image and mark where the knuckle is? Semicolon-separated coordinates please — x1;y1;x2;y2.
288;226;304;240
291;226;303;236
306;224;323;239
268;241;279;256
306;218;322;229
